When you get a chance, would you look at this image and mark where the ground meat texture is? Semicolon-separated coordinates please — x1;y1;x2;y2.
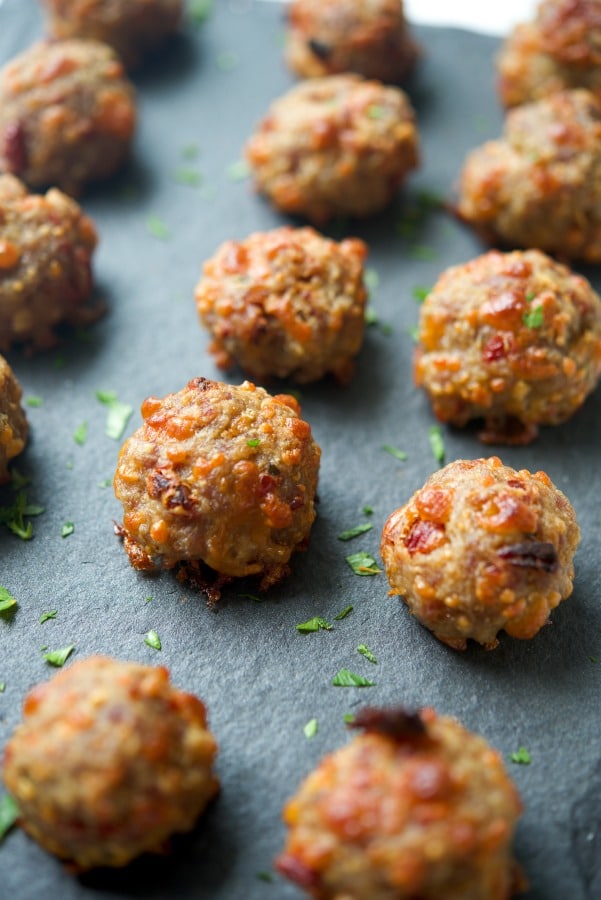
114;377;321;590
0;39;136;195
245;74;419;223
455;90;601;262
2;656;219;870
195;227;368;385
497;0;601;107
0;355;27;483
42;0;183;71
415;249;601;444
380;457;580;651
276;706;523;899
0;174;99;351
285;0;419;83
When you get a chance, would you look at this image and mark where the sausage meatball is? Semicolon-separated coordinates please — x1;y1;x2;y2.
0;174;99;351
195;226;368;384
2;656;219;870
455;89;601;262
42;0;184;71
0;355;27;483
114;377;321;592
414;250;601;444
245;74;419;223
285;0;419;83
0;39;136;195
497;0;601;107
380;457;580;650
277;706;523;899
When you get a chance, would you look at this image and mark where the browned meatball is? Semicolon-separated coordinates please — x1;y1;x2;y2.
286;0;419;83
414;250;601;444
42;0;183;71
455;90;601;262
0;174;99;351
277;706;524;899
380;457;580;651
2;656;219;870
498;0;601;107
0;39;136;195
0;354;27;483
245;74;419;223
114;377;321;592
195;226;368;384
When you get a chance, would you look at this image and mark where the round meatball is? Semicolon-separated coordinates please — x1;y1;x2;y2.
0;174;99;351
245;74;419;223
380;456;580;650
195;226;368;384
498;0;601;107
455;89;601;262
42;0;183;71
285;0;419;83
0;355;27;483
2;656;219;870
114;377;321;592
414;249;601;444
0;39;136;195
277;706;523;899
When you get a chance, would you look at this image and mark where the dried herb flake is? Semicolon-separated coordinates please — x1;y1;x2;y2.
43;645;75;667
382;444;407;462
39;610;57;624
357;643;378;664
0;586;18;613
338;522;373;541
25;395;43;408
296;616;332;633
332;668;376;687
346;551;382;576
334;605;353;620
73;421;87;445
61;522;74;538
429;425;445;465
96;390;133;440
510;746;532;765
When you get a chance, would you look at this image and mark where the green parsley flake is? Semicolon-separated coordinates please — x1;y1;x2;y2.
510;746;532;765
256;871;274;883
43;645;75;667
380;322;393;336
357;643;378;664
334;605;353;620
145;596;153;604
61;522;74;538
0;794;19;843
217;51;239;71
172;167;202;187
189;0;212;24
346;551;382;576
144;630;162;650
303;718;318;739
332;668;376;687
589;655;599;663
73;421;88;445
0;480;44;541
409;244;437;261
337;522;373;541
0;586;18;613
343;712;355;724
364;268;379;293
39;610;57;624
227;160;251;181
408;324;420;343
181;143;200;160
25;395;43;408
238;593;265;603
247;438;261;448
523;306;544;328
96;390;133;440
364;306;379;326
146;214;170;240
98;478;112;488
0;683;5;693
412;286;430;303
382;444;408;462
429;425;445;465
296;616;332;633
362;505;374;516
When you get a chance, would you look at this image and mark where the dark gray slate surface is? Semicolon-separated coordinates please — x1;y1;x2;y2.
0;2;600;898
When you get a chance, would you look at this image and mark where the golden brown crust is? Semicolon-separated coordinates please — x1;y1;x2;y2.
2;656;219;870
195;226;368;384
0;354;27;483
380;457;580;650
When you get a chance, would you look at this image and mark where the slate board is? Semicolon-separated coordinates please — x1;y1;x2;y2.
1;2;600;899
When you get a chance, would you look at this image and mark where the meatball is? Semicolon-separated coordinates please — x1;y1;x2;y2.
498;0;601;107
380;457;580;650
245;74;419;223
277;706;523;899
0;355;27;483
114;377;321;592
42;0;183;71
0;174;99;351
195;226;368;384
414;249;601;444
0;39;136;195
455;89;601;262
2;656;219;870
285;0;419;83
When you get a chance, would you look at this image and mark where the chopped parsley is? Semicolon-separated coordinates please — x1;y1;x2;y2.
303;718;318;739
346;551;382;576
364;306;379;326
429;425;445;465
0;794;19;843
380;322;393;336
0;586;18;613
145;595;153;604
357;643;378;664
296;616;332;633
217;51;239;71
382;443;408;462
172;166;202;187
334;605;353;620
25;395;43;408
332;668;376;687
343;712;355;724
256;871;274;883
98;478;112;488
362;505;374;516
510;746;532;765
144;630;162;650
39;610;57;624
364;268;379;293
0;683;4;693
0;475;45;540
412;286;430;303
523;306;544;328
238;593;265;603
246;438;261;448
61;522;74;538
43;645;75;667
409;244;437;261
189;0;213;24
408;324;420;343
96;390;133;440
181;143;200;160
589;655;599;663
146;214;170;240
73;421;88;445
227;160;251;181
337;522;373;541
